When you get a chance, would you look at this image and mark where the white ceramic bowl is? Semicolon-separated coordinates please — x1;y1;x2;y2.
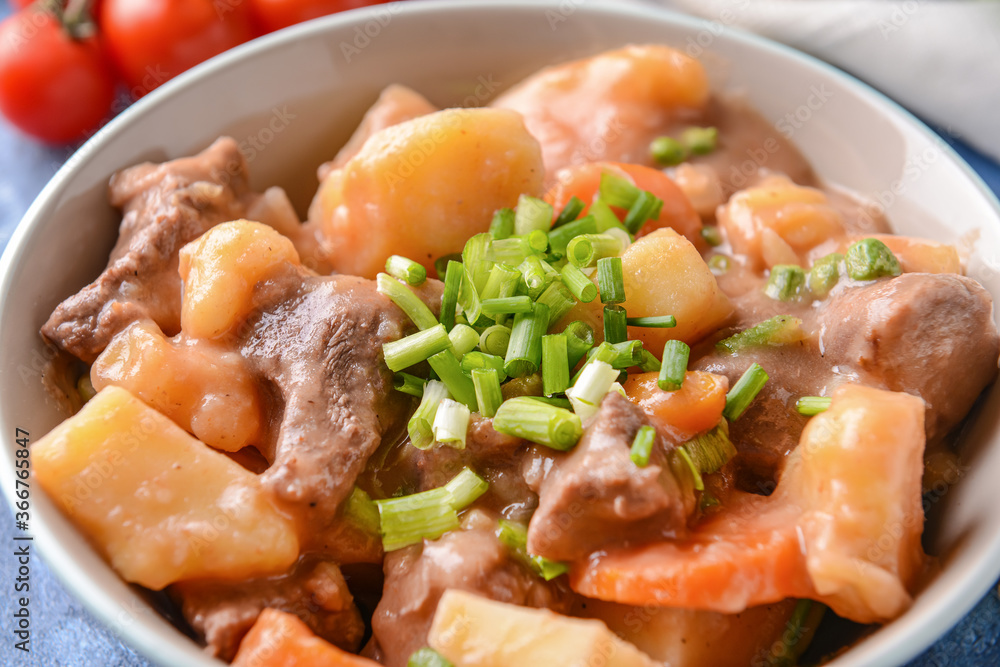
2;2;999;665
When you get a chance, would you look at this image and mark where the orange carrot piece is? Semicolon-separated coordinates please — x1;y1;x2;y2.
545;161;702;243
623;370;728;436
232;608;378;667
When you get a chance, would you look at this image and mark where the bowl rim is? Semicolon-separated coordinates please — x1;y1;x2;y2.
2;1;999;666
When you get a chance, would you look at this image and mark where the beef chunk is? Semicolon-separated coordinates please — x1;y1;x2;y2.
173;559;364;661
818;273;1000;440
370;518;568;667
42;138;253;362
527;392;691;562
241;271;443;520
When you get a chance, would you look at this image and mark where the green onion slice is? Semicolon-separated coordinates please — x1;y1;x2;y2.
599;171;641;209
845;238;902;281
479;324;512;357
493;396;583;450
489;208;515;240
407;647;455;667
597;256;626;304
472;367;503;419
626;315;677;328
408;380;450;450
542;334;570;397
428;350;478;412
344;486;381;535
796;396;832;416
566;359;619;421
377;273;439;330
764;264;807;302
385;255;427;285
383;323;452;372
658;339;690;391
723;363;769;421
504;302;550;378
650;136;686;166
553;196;586;228
630;425;657;467
433;398;471;449
514;194;554;236
603;304;628;344
393;372;426;398
716;315;804;355
567;233;623;268
440;260;464;330
561;262;599;303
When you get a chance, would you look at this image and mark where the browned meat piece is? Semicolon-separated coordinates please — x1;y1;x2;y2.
172;559;364;661
370;518;569;667
42;138;254;362
241;270;443;523
526;392;692;562
818;272;1000;440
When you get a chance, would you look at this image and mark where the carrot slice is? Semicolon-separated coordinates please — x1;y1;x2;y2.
232;608;378;667
622;370;728;436
571;493;813;612
545;162;702;243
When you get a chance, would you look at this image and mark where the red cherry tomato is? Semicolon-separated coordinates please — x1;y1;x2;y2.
248;0;389;34
0;9;115;144
100;0;254;97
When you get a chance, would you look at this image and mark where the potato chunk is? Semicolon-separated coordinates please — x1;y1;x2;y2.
33;386;299;590
307;107;544;279
429;590;659;667
620;228;732;348
179;220;301;339
719;176;844;270
795;384;927;623
91;321;262;452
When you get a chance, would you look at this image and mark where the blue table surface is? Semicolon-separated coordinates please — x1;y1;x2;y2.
1;3;999;666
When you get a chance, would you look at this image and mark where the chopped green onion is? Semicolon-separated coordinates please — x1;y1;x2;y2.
567;233;623;268
488;237;531;265
553;196;586;228
563;320;595;369
650;135;686;166
433;398;471;449
458;267;482;324
673;445;705;491
489;208;515;240
344;487;381;534
586;340;642;369
716;315;804;355
796;396;832;416
638;349;662;372
526;395;573;409
566;359;618;421
699;492;721;510
500;373;543;400
393;372;426;397
385;255;427;285
588;341;619;365
525;229;549;254
497;519;570;581
768;600;827;667
623;190;661;235
383;323;452;372
434;253;461;279
408;380;449;450
808;252;843;298
658;339;690;391
599;171;641;209
535;281;575;326
481;295;534;317
448;324;480;360
542;334;570;397
377;273;439;330
589;198;629;235
625;315;677;328
700;226;723;247
764;264;807;301
493;396;583;450
560;262;599;303
547;214;597;258
428;350;478;411
519;255;552;298
630;425;657;467
603;304;628;344
479;324;512;357
472;368;503;418
461;351;507;381
682;421;736;474
408;647;455;667
708;254;730;275
597;256;626;304
514;194;554;236
680;126;718;155
480;262;521;305
845;238;901;281
723;363;769;421
504;302;550;378
444;465;487;502
462;233;494;293
440;260;463;330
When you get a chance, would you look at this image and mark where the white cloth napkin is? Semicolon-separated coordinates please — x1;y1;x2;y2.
650;0;1000;162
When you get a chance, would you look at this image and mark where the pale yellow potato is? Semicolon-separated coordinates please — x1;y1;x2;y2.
620;228;733;349
32;386;299;590
178;220;301;339
92;321;263;452
577;598;798;667
307;108;544;279
793;384;927;623
719;176;845;270
429;590;659;667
